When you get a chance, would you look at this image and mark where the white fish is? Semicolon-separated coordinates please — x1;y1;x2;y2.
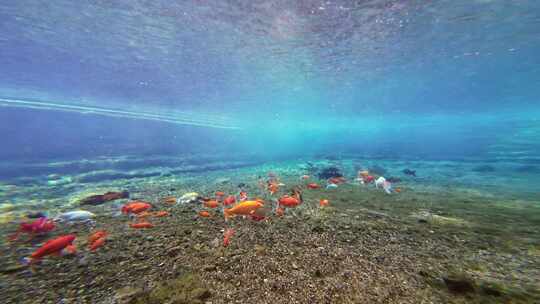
375;177;386;188
382;181;392;194
56;210;96;222
326;183;338;189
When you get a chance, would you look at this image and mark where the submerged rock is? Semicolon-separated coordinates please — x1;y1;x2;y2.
80;191;129;205
130;273;211;304
443;274;476;294
317;167;343;180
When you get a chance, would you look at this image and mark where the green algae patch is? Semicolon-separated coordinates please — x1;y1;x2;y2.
132;273;211;304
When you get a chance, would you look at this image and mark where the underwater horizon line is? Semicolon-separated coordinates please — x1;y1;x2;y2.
0;96;241;130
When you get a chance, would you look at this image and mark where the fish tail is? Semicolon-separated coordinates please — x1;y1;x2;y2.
223;208;230;221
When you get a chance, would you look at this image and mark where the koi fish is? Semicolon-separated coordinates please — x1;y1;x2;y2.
223;200;264;220
268;181;279;195
239;191;248;202
223;195;236;206
199;211;211;218
130;222;153;229
223;229;235;247
328;177;346;184
122;202;152;214
394;188;402;193
319;199;329;207
26;234;77;264
215;191;225;197
203;200;220;208
89;237;106;251
307;183;320;189
301;175;310;180
88;230;107;251
88;230;107;245
8;217;55;241
56;210;96;222
278;195;301;208
153;211;170;217
162;196;177;204
275;207;285;216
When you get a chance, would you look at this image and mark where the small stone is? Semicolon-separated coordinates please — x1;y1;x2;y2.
292;263;299;270
443;276;476;294
146;236;154;241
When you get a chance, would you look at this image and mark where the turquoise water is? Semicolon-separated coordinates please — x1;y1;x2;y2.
0;1;539;303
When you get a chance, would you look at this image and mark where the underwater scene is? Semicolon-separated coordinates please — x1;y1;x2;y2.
1;1;539;303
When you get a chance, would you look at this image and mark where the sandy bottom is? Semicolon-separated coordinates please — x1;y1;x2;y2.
0;158;539;303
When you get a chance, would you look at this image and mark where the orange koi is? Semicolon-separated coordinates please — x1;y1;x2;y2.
268;182;279;195
130;222;153;229
89;237;106;251
122;202;152;214
153;211;170;217
215;191;225;197
319;199;329;207
394;188;402;193
203;200;220;208
223;200;263;220
198;211;211;218
88;230;107;245
278;195;301;208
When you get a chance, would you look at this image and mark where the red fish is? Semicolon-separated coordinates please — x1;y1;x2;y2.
89;237;106;251
8;217;55;241
278;195;301;208
199;211;211;218
130;222;153;229
203;200;220;208
307;183;320;189
364;176;375;183
328;177;346;184
223;195;236;206
153;211;170;217
122;202;152;214
319;199;329;207
215;191;225;197
28;234;77;263
250;214;266;221
223;229;235;247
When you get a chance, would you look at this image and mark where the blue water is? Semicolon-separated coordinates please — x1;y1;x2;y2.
2;2;540;302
